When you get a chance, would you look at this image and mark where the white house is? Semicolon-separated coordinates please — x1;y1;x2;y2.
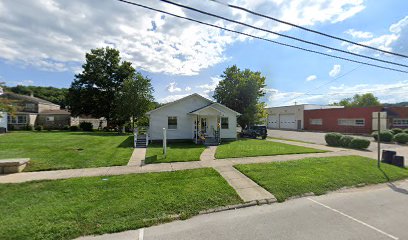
146;93;241;144
0;112;7;132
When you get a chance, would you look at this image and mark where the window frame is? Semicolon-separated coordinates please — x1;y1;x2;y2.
167;116;178;130
221;117;229;129
393;118;408;126
8;115;27;125
337;118;365;126
309;119;322;125
46;116;55;122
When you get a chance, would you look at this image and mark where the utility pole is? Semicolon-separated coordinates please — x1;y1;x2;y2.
377;111;381;168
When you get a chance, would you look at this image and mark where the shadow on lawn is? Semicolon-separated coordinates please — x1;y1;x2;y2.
117;136;134;148
379;167;408;196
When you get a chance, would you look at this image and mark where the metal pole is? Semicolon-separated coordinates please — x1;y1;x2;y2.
377;111;381;168
163;128;167;157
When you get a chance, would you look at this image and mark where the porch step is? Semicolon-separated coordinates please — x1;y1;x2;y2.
135;134;147;148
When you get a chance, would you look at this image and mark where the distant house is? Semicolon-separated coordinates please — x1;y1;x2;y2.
1;92;106;130
146;93;241;144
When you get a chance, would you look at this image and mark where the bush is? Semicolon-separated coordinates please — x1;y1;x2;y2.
325;132;344;147
404;129;408;134
339;135;354;148
62;125;70;130
372;131;394;142
35;125;43;131
79;122;93;131
393;133;408;144
25;125;34;131
69;125;79;131
349;138;371;149
391;128;404;135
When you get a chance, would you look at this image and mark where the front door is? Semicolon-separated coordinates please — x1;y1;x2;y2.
201;118;207;134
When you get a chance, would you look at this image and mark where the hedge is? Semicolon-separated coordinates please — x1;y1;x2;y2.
372;131;394;142
393;133;408;144
349;138;371;149
339;135;354;148
79;122;93;131
391;128;404;135
325;133;343;147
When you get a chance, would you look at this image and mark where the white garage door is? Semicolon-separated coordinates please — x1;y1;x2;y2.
267;115;278;128
279;114;296;129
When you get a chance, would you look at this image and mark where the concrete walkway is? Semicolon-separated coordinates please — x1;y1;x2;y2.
214;165;275;202
127;148;146;166
200;146;217;161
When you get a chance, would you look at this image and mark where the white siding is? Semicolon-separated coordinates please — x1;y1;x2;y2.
0;112;7;130
148;95;239;140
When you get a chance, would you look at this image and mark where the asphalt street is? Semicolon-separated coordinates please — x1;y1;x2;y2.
142;180;408;240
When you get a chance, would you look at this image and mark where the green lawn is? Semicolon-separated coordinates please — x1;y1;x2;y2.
0;168;242;240
145;142;206;164
235;156;408;202
215;139;326;159
0;131;134;172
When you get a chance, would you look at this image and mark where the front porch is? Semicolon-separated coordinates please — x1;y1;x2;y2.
189;105;224;145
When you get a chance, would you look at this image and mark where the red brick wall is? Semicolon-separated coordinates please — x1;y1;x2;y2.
304;107;383;134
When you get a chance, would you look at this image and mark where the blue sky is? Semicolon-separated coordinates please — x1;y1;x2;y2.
0;0;407;106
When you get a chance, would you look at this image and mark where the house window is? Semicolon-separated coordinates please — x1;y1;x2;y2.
46;116;55;122
168;116;177;129
25;103;35;111
393;119;408;126
221;117;229;129
7;115;27;124
338;119;365;126
310;119;322;125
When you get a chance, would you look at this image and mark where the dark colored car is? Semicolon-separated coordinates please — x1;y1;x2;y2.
241;125;267;139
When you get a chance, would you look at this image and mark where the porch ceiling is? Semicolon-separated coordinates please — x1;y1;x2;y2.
189;105;224;116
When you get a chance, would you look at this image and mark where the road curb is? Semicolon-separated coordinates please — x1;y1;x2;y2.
198;198;277;215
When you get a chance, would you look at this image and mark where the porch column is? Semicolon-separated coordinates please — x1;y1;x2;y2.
195;115;198;144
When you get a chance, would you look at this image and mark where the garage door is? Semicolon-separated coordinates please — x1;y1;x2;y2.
279;114;296;129
267;115;278;128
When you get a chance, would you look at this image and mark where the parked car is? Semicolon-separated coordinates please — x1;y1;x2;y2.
241;125;267;139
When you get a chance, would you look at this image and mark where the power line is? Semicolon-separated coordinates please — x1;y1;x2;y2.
208;0;408;59
157;0;408;69
283;65;362;104
115;0;408;74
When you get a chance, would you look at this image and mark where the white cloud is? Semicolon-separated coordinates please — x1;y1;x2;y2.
266;80;408;107
0;0;366;74
344;15;408;55
159;94;190;103
166;81;181;93
196;76;221;98
329;64;341;77
306;75;317;81
5;79;34;86
185;86;192;91
345;29;373;39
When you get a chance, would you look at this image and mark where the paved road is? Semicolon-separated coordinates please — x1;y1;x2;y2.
80;180;408;240
268;129;408;165
142;180;408;240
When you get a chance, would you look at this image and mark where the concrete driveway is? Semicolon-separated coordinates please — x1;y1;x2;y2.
268;129;408;164
85;180;408;240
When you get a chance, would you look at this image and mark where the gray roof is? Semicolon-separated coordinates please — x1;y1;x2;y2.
2;92;59;106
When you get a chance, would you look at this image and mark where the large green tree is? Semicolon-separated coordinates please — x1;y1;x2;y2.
115;73;154;128
67;47;135;124
6;85;68;108
213;65;266;129
0;83;17;115
331;93;381;107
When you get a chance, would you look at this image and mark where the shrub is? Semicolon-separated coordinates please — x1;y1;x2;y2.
79;122;93;131
372;131;394;142
325;132;343;147
404;129;408;134
339;135;354;148
391;128;404;135
349;138;371;149
69;125;79;131
35;125;43;131
393;133;408;144
25;125;34;131
62;125;70;130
